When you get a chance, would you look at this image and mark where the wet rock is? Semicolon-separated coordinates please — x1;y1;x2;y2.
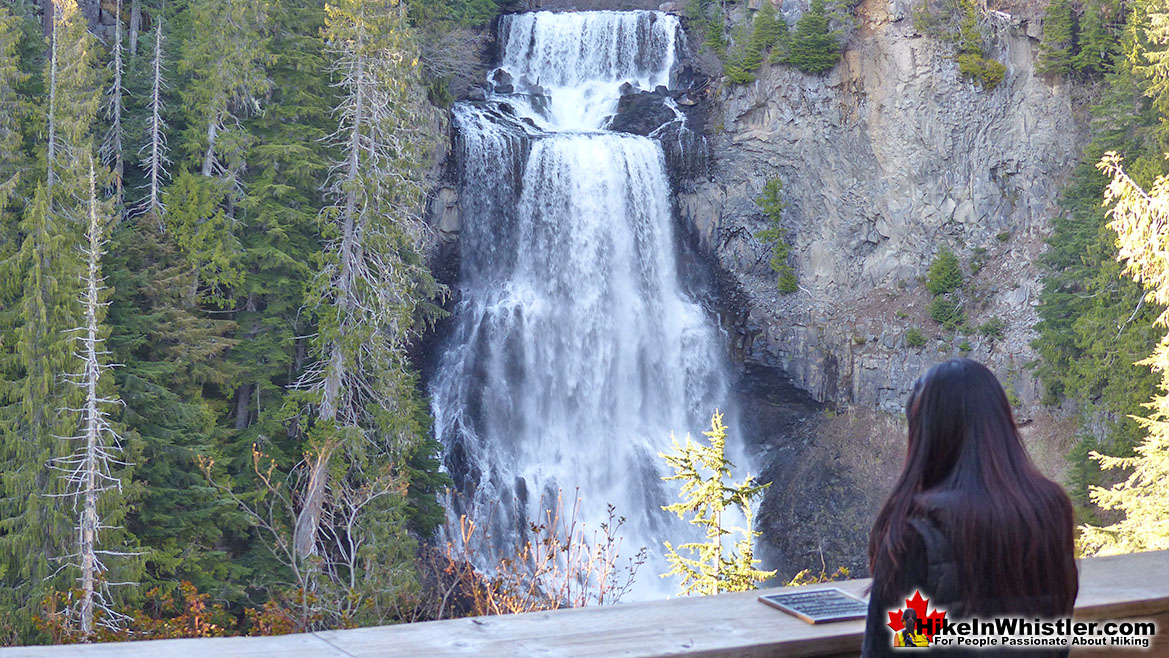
608;90;677;136
491;69;513;87
491;69;514;94
466;86;487;102
432;186;461;244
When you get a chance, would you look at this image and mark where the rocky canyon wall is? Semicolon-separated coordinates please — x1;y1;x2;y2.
684;0;1085;421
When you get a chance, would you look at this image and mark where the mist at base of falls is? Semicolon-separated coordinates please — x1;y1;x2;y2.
429;10;751;600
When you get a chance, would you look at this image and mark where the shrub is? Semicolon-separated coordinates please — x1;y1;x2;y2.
905;327;927;347
959;340;972;354
957;52;1006;88
978;316;1005;339
755;178;798;293
928;294;964;330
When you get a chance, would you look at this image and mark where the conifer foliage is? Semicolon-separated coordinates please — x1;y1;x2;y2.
659;411;776;596
0;0;455;643
787;0;841;74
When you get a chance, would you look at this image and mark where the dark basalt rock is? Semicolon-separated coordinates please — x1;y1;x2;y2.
608;90;677;136
491;68;513;87
491;69;515;94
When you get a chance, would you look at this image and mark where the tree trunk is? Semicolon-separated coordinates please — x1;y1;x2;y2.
42;0;52;37
78;160;102;635
128;0;140;55
147;18;165;219
294;42;367;560
46;6;57;192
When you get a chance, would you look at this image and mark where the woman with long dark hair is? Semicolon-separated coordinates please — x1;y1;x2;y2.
861;359;1078;656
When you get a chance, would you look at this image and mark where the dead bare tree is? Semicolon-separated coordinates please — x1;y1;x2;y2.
139;16;169;220
50;158;134;635
293;0;439;562
128;0;140;56
101;0;125;204
199;444;412;631
46;0;59;193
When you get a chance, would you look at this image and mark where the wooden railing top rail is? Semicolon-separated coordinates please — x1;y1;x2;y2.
7;550;1168;658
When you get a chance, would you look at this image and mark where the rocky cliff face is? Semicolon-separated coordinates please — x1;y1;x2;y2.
669;0;1086;576
682;0;1085;418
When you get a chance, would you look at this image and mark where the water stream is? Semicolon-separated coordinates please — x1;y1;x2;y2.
430;10;744;599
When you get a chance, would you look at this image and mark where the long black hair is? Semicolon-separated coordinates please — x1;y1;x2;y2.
868;359;1078;615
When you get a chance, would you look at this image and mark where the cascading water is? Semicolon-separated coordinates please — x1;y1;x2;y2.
431;10;744;599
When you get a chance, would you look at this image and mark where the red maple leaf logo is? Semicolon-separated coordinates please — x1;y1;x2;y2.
886;590;947;642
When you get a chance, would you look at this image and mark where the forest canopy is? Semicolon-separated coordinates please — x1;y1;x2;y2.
0;0;499;643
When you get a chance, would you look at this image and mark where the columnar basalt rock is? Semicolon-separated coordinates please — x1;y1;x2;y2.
681;2;1084;415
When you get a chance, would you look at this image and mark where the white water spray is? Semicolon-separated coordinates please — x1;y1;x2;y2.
432;10;742;600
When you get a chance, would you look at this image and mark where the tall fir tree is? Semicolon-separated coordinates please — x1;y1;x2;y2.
0;0;106;639
285;0;443;619
1038;0;1076;75
0;7;25;215
1075;0;1122;75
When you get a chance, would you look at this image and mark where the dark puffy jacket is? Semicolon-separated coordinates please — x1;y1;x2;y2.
860;507;1072;657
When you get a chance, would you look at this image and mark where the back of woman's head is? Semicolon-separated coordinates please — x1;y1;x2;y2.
869;359;1077;615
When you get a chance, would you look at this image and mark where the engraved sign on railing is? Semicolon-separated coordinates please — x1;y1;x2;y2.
758;587;869;624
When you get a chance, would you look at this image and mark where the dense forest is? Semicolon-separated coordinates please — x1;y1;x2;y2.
1031;0;1165;524
1;0;1168;648
0;0;515;643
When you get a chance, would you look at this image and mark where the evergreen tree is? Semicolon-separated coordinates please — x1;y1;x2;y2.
1078;152;1169;554
285;0;443;619
1074;0;1122;75
45;0;104;202
1034;4;1162;520
227;0;331;462
744;2;784;71
106;217;249;601
755;178;797;293
926;247;962;295
176;0;268;184
1038;0;1076;75
0;7;25;215
0;0;105;638
786;0;841;74
724;20;756;84
660;411;776;595
171;0;269;308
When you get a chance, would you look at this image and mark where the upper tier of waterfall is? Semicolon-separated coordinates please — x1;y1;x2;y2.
490;11;682;131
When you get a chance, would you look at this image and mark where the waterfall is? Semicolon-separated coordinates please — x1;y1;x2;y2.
431;10;741;600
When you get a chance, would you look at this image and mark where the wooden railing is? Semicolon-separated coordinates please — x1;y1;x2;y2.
6;550;1167;657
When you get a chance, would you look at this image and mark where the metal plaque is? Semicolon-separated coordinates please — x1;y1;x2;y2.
758;587;869;624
